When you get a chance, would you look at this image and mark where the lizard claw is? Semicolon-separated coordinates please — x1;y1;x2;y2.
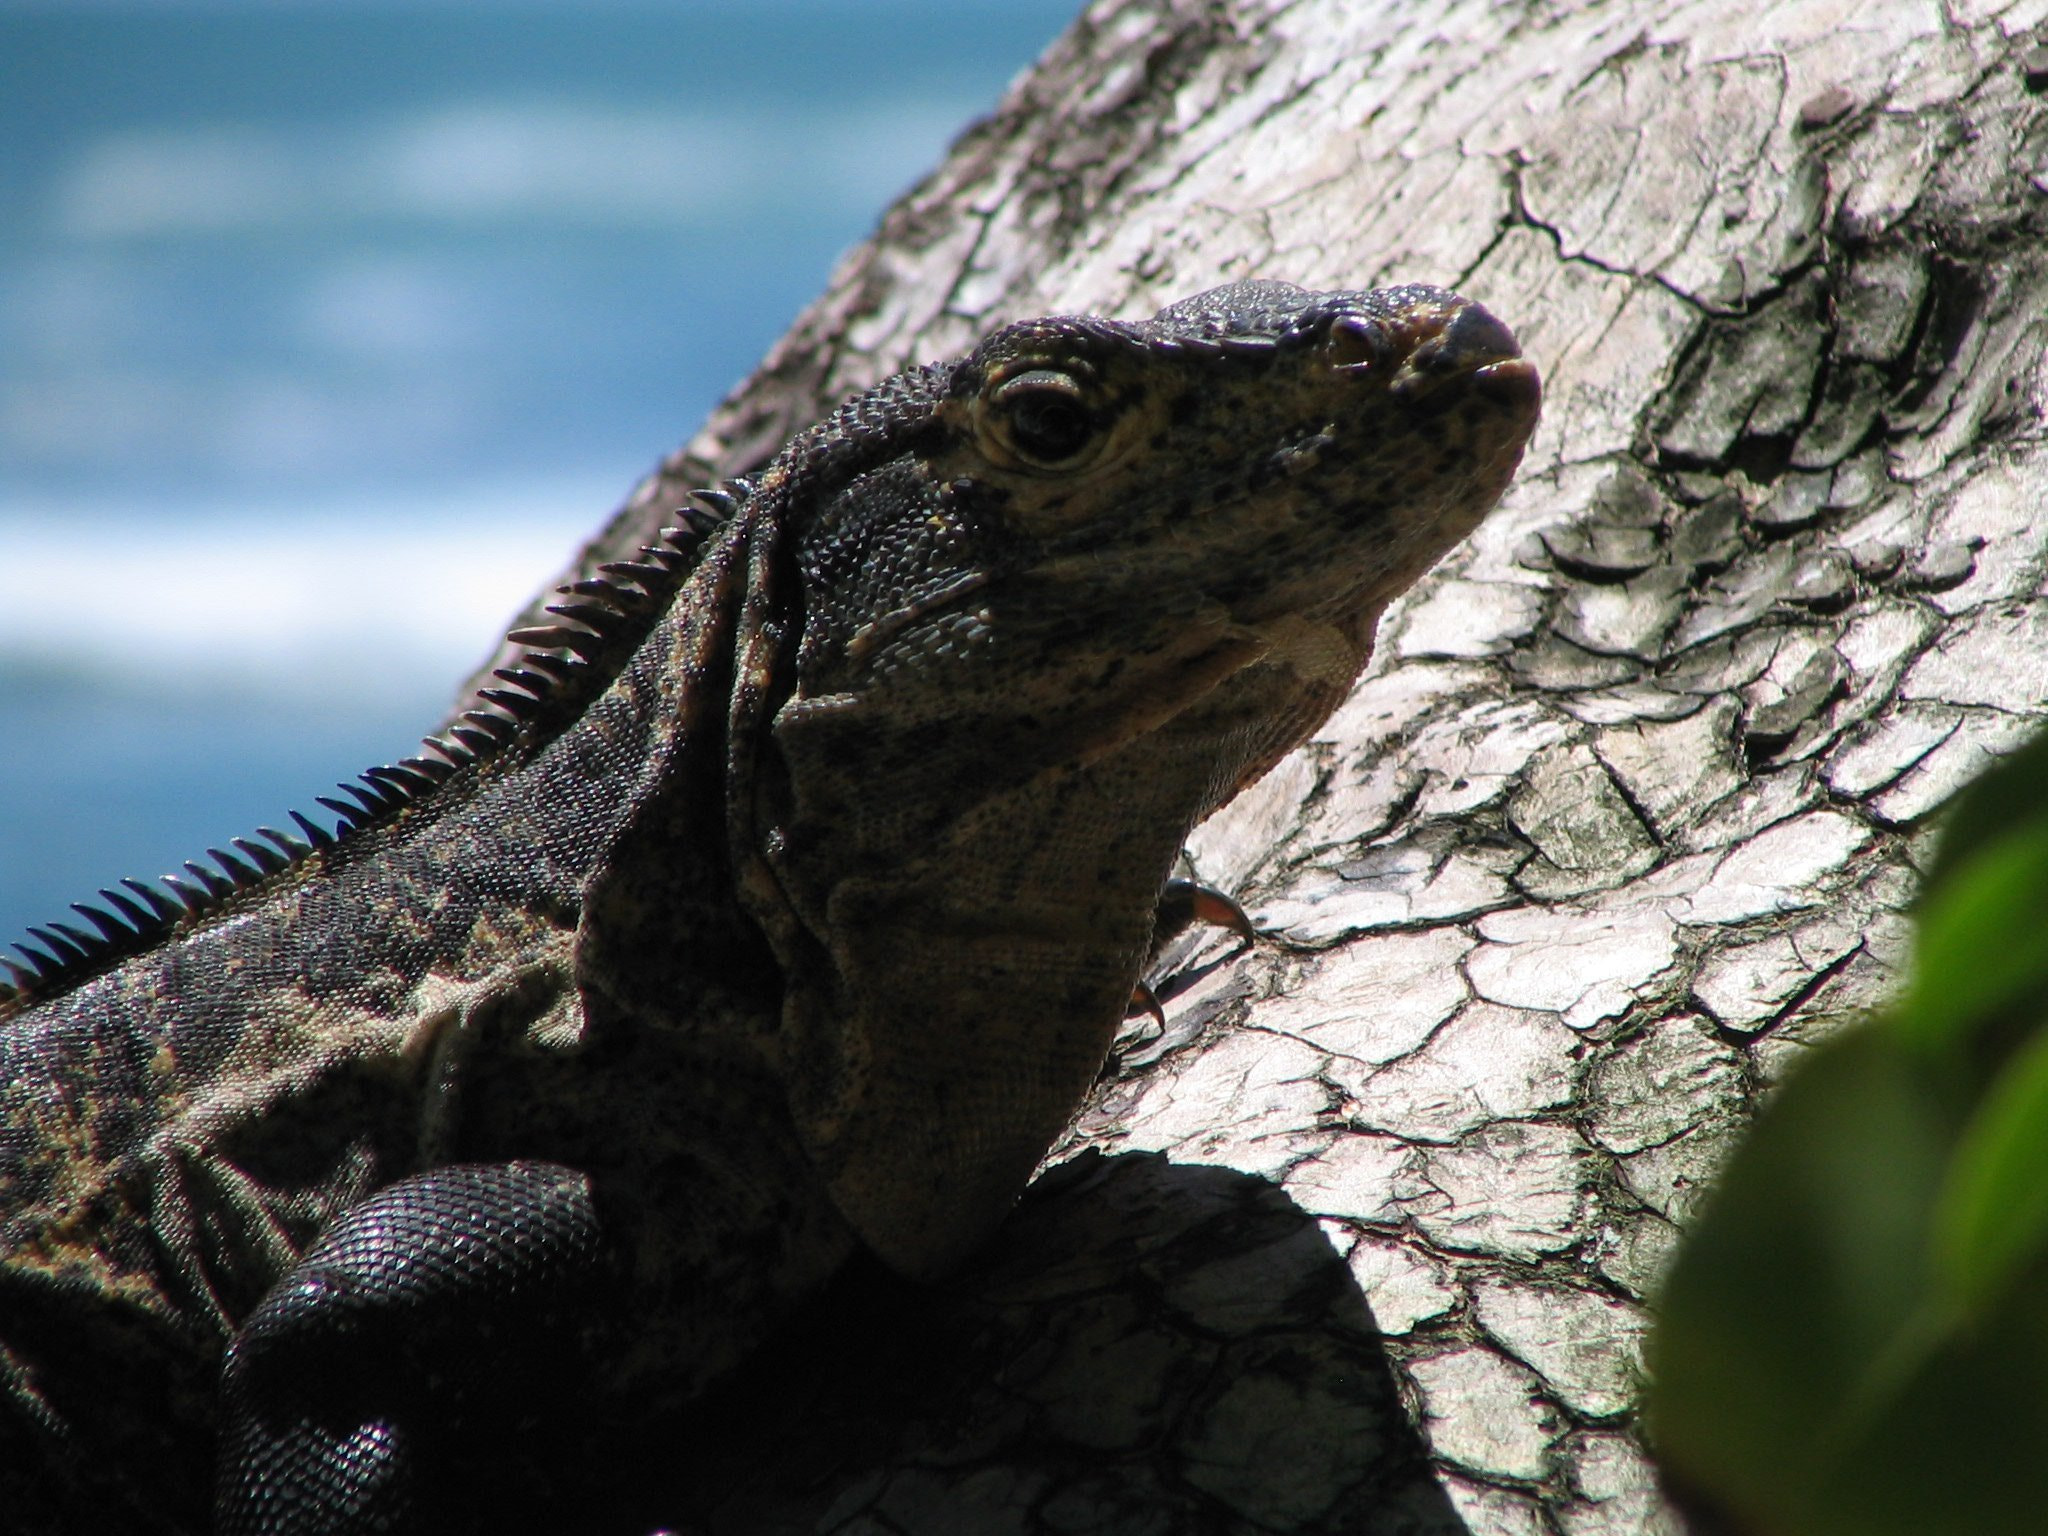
1152;878;1256;953
1124;980;1168;1029
1124;879;1256;1025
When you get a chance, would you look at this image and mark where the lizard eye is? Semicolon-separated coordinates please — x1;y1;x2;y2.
990;370;1102;467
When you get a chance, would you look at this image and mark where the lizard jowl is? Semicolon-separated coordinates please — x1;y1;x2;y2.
0;280;1538;1533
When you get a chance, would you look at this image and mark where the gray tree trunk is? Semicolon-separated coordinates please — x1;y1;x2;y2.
475;2;2048;1531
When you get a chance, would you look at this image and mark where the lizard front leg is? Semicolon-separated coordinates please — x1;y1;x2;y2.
215;1160;618;1536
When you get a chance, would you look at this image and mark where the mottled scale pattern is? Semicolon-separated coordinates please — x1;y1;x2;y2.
0;279;1537;1533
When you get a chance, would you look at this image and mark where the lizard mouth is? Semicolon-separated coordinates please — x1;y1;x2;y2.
1419;299;1543;413
1330;295;1542;422
1351;296;1540;421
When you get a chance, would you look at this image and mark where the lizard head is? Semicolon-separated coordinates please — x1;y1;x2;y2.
742;280;1539;1277
778;280;1537;804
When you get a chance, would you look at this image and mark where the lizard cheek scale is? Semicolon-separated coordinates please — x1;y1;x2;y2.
0;279;1536;1533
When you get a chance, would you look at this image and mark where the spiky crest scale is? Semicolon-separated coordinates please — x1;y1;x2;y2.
0;487;746;1014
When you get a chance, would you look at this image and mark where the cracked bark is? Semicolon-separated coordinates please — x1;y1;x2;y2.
468;2;2048;1531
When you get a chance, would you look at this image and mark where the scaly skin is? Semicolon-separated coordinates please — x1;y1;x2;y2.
0;280;1539;1533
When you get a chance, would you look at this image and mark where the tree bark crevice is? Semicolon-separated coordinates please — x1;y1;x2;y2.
459;4;2048;1529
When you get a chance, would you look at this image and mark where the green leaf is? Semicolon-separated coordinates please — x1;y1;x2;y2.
1895;816;2048;1056
1650;725;2048;1534
1920;732;2048;900
1933;1020;2048;1315
1648;1028;1955;1533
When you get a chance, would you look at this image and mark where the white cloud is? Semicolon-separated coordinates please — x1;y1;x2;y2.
0;481;612;697
0;371;192;461
55;128;313;237
48;95;979;240
375;104;758;221
295;256;488;360
815;101;976;208
0;256;158;360
0;364;487;480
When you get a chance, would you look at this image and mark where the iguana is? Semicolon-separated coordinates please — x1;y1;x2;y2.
0;279;1539;1534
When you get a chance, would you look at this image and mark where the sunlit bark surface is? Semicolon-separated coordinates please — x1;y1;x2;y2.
478;3;2048;1529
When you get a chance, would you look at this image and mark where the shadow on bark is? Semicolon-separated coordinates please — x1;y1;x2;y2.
677;1151;1467;1536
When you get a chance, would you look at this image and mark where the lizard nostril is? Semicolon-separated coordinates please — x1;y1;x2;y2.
1432;301;1521;371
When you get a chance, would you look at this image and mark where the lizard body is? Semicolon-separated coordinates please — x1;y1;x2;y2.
0;280;1538;1532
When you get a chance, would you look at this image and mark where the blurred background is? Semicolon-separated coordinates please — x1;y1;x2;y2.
0;0;1074;948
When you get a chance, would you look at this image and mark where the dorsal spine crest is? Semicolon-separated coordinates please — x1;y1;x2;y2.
0;488;745;1013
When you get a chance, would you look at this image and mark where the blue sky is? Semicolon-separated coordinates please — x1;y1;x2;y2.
0;0;1076;944
2;2;1068;504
